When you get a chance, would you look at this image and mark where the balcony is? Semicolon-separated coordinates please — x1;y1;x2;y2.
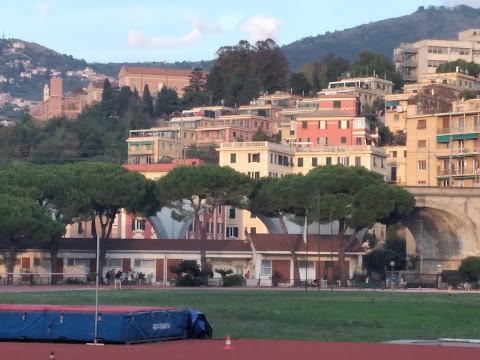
437;126;480;135
437;167;480;177
219;141;295;154
294;145;385;156
436;147;480;158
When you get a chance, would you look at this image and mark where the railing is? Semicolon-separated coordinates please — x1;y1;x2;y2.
437;126;480;135
435;147;480;156
294;145;385;155
437;167;480;176
219;141;295;153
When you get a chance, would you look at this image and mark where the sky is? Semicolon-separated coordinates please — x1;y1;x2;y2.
0;0;478;64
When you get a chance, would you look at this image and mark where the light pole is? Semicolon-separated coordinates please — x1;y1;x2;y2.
419;219;423;275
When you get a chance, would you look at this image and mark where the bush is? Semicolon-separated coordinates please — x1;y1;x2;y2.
64;277;83;285
459;256;480;282
175;274;207;287
223;274;245;287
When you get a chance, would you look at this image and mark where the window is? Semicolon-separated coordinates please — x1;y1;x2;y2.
428;46;448;54
392;151;397;158
338;120;349;129
230;153;236;163
326;157;332;165
418;140;427;149
217;223;223;234
355;156;361;166
248;153;260;163
107;258;122;267
77;222;83;234
33;258;42;266
333;100;341;108
353;119;364;128
312;157;318;166
298;261;314;268
248;171;260;179
261;260;272;276
404;150;407;157
394;114;400;121
356;137;362;145
318;137;328;145
302;121;308;129
391;166;397;182
341;136;347;144
457;116;465;130
189;220;196;232
297;158;304;167
428;60;448;68
226;227;239;238
133;82;137;89
418;160;426;171
250;227;257;235
134;259;155;268
229;208;236;219
418;181;427;186
417;119;426;129
318;120;327;129
207;222;213;233
338;157;349;166
132;219;146;231
67;258;89;267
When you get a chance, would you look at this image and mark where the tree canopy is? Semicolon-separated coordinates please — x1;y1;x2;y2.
157;164;253;269
436;59;480;77
350;50;403;90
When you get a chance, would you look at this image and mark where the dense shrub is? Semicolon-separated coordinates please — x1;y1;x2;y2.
175;274;207;287
459;256;480;282
223;274;245;287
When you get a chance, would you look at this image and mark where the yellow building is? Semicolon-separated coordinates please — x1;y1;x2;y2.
405;98;480;187
394;29;480;83
385;146;407;185
384;72;475;133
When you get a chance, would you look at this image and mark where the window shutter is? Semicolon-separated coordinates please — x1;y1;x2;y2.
131;219;135;230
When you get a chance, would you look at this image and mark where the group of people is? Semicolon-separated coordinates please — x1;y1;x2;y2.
105;269;126;289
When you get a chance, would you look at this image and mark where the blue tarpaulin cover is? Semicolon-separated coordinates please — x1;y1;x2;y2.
0;304;212;343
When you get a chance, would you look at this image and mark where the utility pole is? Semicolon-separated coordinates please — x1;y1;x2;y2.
448;135;453;187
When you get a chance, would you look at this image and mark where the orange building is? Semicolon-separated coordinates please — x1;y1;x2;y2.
34;77;88;120
118;66;207;98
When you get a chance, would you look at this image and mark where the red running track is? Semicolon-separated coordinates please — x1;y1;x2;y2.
1;339;479;360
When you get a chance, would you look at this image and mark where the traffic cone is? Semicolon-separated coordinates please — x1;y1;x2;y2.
50;352;55;359
224;334;234;350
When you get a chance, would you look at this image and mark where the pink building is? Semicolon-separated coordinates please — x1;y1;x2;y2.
295;110;373;147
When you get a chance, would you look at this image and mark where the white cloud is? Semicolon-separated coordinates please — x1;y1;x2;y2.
240;14;281;43
127;18;222;48
36;3;54;16
443;0;480;7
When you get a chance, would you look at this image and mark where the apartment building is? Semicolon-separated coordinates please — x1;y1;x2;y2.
394;29;480;83
117;66;205;98
250;91;304;108
405;98;480;187
384;72;475;132
385;146;407;185
218;141;387;180
319;76;394;109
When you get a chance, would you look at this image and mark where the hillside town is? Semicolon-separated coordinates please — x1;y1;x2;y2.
1;23;480;291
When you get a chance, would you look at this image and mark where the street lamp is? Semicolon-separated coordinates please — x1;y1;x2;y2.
390;261;395;272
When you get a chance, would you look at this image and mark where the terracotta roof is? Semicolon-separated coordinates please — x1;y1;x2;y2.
249;234;364;253
318;94;358;99
8;238;252;252
296;109;353;118
121;66;208;78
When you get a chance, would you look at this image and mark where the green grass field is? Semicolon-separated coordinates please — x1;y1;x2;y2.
0;288;479;342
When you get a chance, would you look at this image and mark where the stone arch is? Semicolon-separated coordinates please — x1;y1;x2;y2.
402;206;479;272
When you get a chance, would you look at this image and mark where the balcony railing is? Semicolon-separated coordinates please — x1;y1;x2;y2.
437;167;480;176
436;147;480;156
294;145;385;155
437;126;480;135
219;141;294;153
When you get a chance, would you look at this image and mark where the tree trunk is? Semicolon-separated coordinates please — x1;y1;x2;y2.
49;247;58;285
194;211;207;270
279;214;301;283
337;230;359;287
97;211;116;285
6;242;15;285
